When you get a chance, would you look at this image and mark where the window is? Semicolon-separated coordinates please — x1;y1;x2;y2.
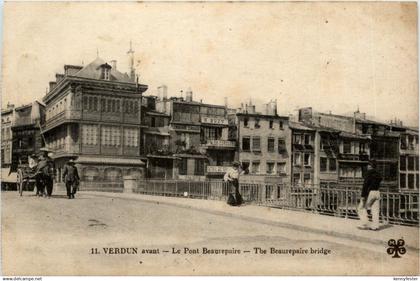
101;126;121;146
329;158;337;171
408;156;415;171
195;159;205;175
252;136;261;152
279;121;284;130
151;117;156;127
293;134;302;144
343;141;351;154
244;118;249;127
304;153;311;166
277;162;286;175
251;161;260;174
293;152;301;166
360;142;367;154
293;173;301;184
82;125;98;145
304;135;310;145
408;174;415;189
278;138;286;154
269;120;274;129
400;136;408;150
304;173;311;185
266;162;275;175
241;161;250;174
124;128;139;147
179;158;188;175
400;173;406;188
267;138;275;152
242;137;250;151
320;157;328;172
400;156;407;171
254;119;260;128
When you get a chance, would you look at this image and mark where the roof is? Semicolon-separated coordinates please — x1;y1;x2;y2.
75;156;145;166
236;112;289;119
144;127;171;136
73;57;132;83
289;122;315;131
339;131;371;140
145;110;170;117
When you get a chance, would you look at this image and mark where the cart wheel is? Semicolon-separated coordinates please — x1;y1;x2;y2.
16;169;24;197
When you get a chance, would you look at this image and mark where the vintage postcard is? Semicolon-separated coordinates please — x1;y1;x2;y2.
1;1;419;276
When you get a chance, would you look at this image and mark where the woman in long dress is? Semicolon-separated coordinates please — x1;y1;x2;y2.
223;161;244;206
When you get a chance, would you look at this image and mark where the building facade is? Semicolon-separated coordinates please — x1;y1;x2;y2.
232;101;290;183
42;56;148;184
1;103;15;168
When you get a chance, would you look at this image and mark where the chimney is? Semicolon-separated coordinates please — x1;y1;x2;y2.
265;103;269;115
224;97;228;108
56;74;65;83
186;88;193;102
157;85;168;101
64;65;83;76
110;60;117;70
274;99;278;115
6;102;14;110
49;81;57;92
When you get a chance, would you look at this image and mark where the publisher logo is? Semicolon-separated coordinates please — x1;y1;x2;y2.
387;239;406;258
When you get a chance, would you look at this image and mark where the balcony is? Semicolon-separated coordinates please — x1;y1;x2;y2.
44;110;82;132
206;165;230;174
202;139;236;150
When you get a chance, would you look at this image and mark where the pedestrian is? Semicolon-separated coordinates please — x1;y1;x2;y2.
358;159;383;231
36;149;55;198
223;161;244;206
62;159;80;199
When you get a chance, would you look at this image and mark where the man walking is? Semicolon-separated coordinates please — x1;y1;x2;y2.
62;159;80;199
36;149;54;198
358;160;383;231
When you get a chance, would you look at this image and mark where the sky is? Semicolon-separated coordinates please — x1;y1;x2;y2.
2;2;419;126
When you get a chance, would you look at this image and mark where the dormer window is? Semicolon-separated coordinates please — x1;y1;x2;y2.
99;63;112;80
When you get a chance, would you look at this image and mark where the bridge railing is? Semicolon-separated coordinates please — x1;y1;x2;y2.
133;179;419;226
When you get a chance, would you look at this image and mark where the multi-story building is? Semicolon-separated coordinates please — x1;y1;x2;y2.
42;51;148;184
155;89;206;180
200;101;235;180
232;101;290;183
298;107;417;191
11;101;46;166
390;123;419;191
1;103;15;168
289;122;315;186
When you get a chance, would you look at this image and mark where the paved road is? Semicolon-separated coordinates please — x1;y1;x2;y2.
2;191;418;275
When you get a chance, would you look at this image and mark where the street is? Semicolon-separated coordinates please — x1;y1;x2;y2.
2;191;418;275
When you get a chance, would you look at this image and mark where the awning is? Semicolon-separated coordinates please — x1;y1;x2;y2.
75;156;145;166
1;168;17;183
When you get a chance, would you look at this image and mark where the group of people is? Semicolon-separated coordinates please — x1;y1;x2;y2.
223;159;383;231
28;150;80;200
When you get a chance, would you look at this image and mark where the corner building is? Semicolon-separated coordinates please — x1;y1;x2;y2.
42;57;148;185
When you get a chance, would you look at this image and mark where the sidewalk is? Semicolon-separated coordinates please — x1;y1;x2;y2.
82;191;419;251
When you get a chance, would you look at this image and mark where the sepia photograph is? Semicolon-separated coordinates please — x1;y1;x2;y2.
1;1;419;277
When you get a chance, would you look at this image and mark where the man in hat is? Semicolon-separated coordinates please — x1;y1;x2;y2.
223;161;244;206
358;159;383;230
62;158;80;199
36;149;55;198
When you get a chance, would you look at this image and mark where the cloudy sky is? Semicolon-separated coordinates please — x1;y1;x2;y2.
3;2;418;126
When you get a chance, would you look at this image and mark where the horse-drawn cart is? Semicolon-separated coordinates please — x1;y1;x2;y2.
16;165;37;196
